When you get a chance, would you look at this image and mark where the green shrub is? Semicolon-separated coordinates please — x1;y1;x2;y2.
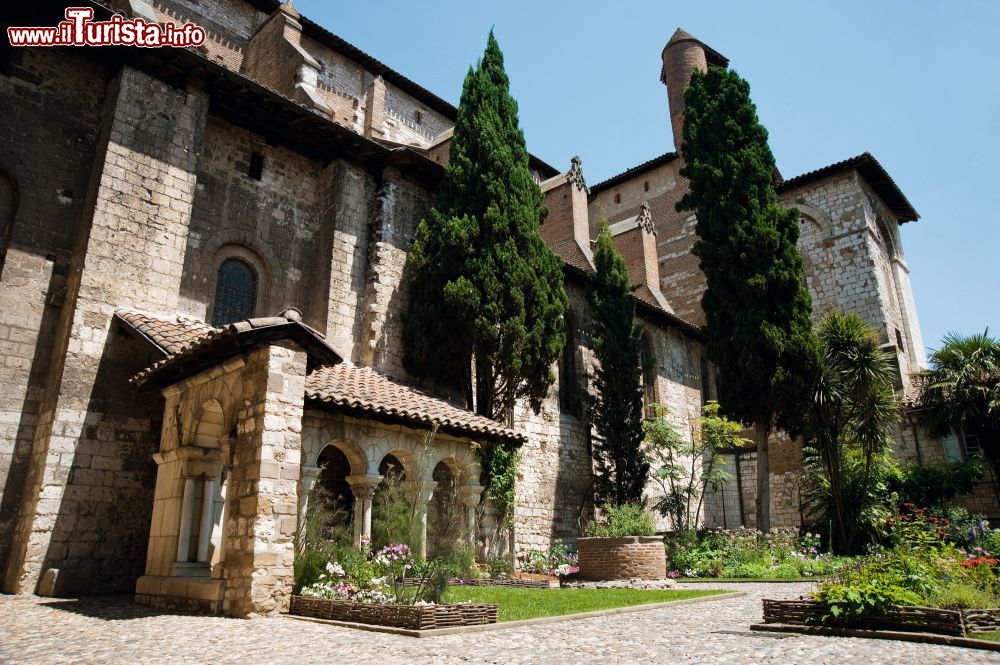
293;547;328;594
894;458;985;509
723;563;772;579
432;548;477;579
486;556;513;580
815;513;970;620
585;504;655;537
927;583;998;609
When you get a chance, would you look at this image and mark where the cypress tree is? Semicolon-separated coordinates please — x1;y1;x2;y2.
676;67;819;531
589;223;649;506
403;32;567;422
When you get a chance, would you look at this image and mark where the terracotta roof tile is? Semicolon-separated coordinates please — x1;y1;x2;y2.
116;308;214;355
117;310;341;389
549;238;595;273
116;309;523;443
589;152;678;195
306;364;525;444
777;152;919;223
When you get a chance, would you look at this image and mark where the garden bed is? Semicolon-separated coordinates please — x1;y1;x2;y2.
289;596;498;630
762;598;1000;636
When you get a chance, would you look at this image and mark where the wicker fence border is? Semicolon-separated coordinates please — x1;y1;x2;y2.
289;596;498;630
762;599;1000;636
399;577;551;589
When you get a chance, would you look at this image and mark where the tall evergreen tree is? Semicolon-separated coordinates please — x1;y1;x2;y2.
403;32;567;422
589;223;648;506
677;67;819;531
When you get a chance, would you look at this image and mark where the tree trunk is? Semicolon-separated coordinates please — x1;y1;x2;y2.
754;419;770;533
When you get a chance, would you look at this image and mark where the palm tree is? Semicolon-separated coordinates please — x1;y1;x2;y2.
918;330;1000;475
803;312;900;554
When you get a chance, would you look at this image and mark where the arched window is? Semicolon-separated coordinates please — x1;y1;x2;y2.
640;334;657;419
212;258;257;326
559;311;582;415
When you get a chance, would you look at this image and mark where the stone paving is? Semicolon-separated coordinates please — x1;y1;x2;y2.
1;582;997;664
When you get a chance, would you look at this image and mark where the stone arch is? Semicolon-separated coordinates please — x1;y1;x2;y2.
874;215;900;262
208;242;271;325
429;441;480;485
315;444;355;525
316;439;368;476
191;399;225;448
0;161;19;274
792;201;834;239
376;447;419;480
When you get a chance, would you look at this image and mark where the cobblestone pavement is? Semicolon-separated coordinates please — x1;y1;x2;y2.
1;582;997;664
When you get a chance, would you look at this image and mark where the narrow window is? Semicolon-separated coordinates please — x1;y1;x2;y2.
895;328;905;353
644;181;649;192
640;334;657;419
700;355;711;405
212;258;257;326
248;151;264;181
614;193;621;205
414;110;422;125
560;312;581;415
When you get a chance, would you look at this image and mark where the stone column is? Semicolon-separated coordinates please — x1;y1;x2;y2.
223;343;307;617
297;465;321;534
196;477;216;563
346;474;383;547
405;480;437;559
175;477;197;563
459;485;485;550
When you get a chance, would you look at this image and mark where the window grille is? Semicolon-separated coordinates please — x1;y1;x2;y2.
212;258;257;326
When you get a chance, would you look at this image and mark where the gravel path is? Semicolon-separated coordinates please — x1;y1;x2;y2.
1;582;996;664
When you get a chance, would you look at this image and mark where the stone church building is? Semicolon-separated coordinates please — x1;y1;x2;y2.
0;1;985;615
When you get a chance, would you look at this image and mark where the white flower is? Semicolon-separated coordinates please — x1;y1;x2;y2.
325;561;346;578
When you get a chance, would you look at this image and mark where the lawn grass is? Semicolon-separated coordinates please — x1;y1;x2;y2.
441;586;725;622
973;632;1000;642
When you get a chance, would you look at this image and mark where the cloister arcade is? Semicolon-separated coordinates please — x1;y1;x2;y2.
299;413;486;558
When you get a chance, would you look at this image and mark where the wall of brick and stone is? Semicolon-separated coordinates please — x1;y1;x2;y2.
176;115;325;326
577;536;666;580
2;63;208;595
223;343;306;616
0;48;113;583
358;168;431;377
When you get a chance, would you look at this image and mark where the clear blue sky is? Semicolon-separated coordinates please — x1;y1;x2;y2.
298;0;999;360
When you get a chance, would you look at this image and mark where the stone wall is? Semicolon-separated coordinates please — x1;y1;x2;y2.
358;168;431;377
3;64;208;594
224;343;306;616
177;115;325;326
321;161;376;363
0;48;111;581
577;536;666;580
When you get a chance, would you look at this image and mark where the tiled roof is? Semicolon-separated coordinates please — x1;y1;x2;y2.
116;309;523;443
589;152;678;195
117;310;341;391
777;152;919;223
548;238;595;273
116;309;215;355
663;28;729;69
306;365;525;444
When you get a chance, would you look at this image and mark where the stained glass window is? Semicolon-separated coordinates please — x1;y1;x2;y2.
212;258;257;326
